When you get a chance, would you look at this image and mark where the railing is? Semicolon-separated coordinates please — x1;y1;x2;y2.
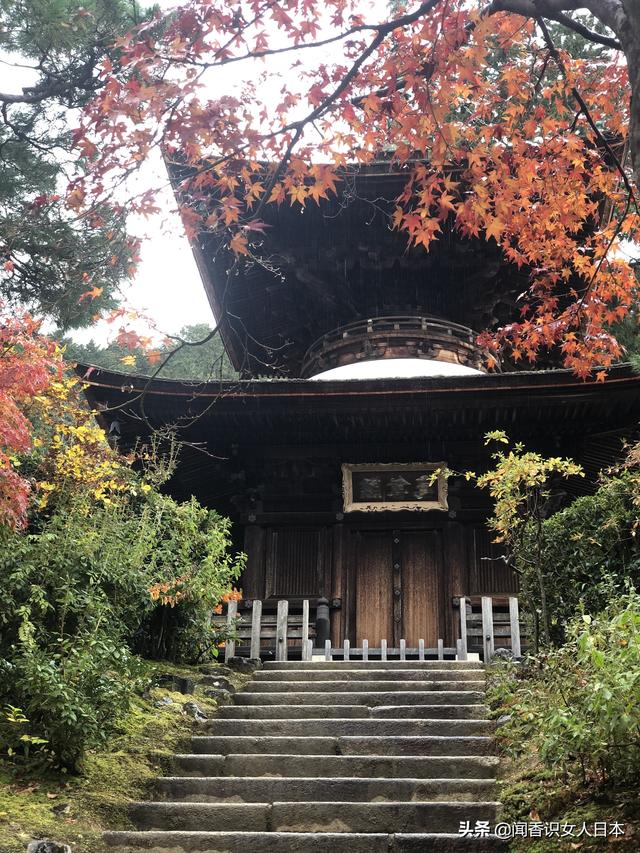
322;639;460;661
216;599;316;662
300;314;490;378
215;594;524;662
458;595;525;661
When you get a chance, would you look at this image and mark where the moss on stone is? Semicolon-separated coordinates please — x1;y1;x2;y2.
498;756;640;851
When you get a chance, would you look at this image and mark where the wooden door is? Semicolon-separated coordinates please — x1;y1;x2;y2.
402;530;442;646
351;528;442;647
353;532;394;645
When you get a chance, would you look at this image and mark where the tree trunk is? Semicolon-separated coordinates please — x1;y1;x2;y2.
620;1;640;186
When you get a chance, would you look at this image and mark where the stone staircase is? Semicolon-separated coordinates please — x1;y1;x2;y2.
105;660;506;852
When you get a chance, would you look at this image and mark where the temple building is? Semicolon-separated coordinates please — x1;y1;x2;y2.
80;165;640;656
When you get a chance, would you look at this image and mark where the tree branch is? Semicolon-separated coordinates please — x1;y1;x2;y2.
486;0;622;50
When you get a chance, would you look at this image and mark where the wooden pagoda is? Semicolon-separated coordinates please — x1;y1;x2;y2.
80;165;640;657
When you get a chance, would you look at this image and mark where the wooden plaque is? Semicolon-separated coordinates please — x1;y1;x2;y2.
342;462;448;512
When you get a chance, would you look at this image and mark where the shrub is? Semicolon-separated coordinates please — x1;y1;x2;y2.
0;635;145;770
0;485;243;768
0;371;244;769
530;470;640;641
489;591;640;788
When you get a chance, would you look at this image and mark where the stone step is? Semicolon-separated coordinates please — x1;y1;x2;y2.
190;735;495;756
155;776;499;803
104;830;506;851
199;718;495;737
217;704;371;719
131;802;267;831
253;669;484;682
263;661;483;671
234;691;485;706
130;800;501;834
171;753;500;779
372;705;490;719
216;703;490;720
248;679;486;693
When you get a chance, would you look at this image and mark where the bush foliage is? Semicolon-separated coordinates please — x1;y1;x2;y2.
475;434;640;645
0;486;243;768
531;470;640;641
490;592;640;788
0;376;244;769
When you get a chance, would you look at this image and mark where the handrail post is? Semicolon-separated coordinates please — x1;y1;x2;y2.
481;596;494;663
224;599;237;663
250;599;262;660
509;596;521;658
276;599;289;662
458;596;468;661
324;638;332;661
301;599;310;661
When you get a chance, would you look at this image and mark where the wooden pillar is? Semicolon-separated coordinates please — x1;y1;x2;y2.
250;599;262;660
276;599;289;662
225;599;238;663
392;529;402;648
481;596;495;662
509;596;521;658
242;525;266;600
442;520;467;646
331;523;346;646
458;596;468;660
315;598;330;649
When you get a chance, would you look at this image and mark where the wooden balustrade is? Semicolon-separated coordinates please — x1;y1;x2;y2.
458;595;525;661
214;594;524;661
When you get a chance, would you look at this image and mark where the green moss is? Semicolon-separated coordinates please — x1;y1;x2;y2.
498;756;640;850
0;660;245;853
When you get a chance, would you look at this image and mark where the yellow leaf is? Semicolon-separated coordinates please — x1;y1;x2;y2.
288;184;307;207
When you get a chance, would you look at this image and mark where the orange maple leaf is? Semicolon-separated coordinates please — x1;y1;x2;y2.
485;217;504;242
79;286;104;303
229;232;250;256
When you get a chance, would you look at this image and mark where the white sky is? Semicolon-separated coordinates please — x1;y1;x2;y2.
311;358;482;379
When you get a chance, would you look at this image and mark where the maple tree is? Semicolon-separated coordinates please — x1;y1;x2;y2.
68;0;639;374
0;307;61;530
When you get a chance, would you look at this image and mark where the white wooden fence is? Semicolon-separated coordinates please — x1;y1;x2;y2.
218;594;523;662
